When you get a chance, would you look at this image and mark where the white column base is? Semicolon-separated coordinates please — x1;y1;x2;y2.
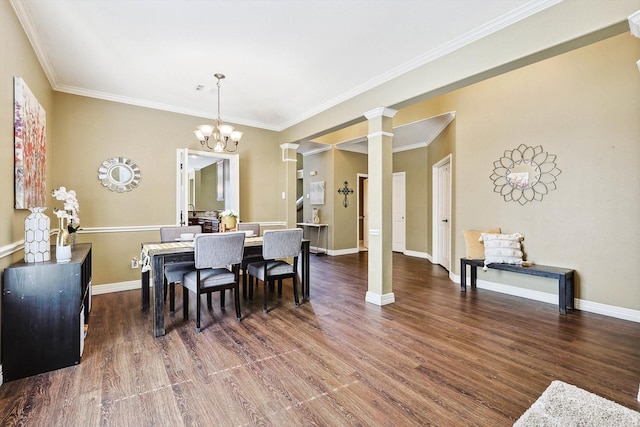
365;291;395;306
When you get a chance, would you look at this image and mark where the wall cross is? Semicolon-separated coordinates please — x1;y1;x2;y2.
337;181;354;208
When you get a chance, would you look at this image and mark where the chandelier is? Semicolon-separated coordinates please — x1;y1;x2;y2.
193;73;243;152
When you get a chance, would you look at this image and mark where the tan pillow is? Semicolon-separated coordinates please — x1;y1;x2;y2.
463;228;501;259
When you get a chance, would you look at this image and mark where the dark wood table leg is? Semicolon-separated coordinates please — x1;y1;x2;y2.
152;255;165;337
141;270;150;310
302;240;310;301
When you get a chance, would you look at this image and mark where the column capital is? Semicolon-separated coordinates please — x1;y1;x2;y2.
364;107;397;120
280;143;299;162
368;131;394;139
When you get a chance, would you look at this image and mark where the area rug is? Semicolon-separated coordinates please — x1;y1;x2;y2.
514;380;640;426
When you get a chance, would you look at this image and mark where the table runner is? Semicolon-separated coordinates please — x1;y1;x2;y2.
140;236;263;273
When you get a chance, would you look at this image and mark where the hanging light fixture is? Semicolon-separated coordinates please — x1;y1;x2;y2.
193;73;243;152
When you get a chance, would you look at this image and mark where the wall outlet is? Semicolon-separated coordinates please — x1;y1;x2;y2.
131;257;139;269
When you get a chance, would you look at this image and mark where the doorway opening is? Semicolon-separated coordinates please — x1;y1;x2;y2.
357;174;368;251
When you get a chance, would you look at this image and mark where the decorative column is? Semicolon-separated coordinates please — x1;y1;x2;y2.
364;107;397;306
280;143;299;229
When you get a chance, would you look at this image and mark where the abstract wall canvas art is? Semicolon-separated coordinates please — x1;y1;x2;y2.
310;181;325;205
14;77;46;209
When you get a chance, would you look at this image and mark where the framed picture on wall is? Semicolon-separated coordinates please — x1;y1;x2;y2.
310;181;325;205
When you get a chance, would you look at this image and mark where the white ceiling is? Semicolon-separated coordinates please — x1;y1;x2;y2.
333;112;456;154
12;0;558;134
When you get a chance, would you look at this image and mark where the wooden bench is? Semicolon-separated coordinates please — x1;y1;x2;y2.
460;258;575;314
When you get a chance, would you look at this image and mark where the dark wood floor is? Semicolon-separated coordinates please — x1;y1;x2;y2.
1;252;639;426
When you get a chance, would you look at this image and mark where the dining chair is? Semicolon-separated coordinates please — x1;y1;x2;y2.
237;222;263;298
247;228;303;314
182;232;245;332
159;225;202;314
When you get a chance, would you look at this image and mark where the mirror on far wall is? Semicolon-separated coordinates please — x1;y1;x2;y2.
176;149;239;225
98;157;141;192
490;144;561;205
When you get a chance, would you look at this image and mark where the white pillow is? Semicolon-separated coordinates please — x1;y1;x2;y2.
480;233;524;270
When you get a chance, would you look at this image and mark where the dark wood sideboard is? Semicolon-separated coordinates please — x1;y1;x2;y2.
2;243;92;381
189;217;220;233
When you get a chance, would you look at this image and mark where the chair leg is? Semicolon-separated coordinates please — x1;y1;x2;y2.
220;289;226;310
163;277;168;302
183;290;189;320
248;274;254;302
234;285;241;321
263;279;268;314
207;293;212;308
196;293;201;333
277;279;283;297
293;275;300;307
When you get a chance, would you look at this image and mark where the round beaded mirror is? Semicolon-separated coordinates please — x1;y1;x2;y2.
98;157;141;192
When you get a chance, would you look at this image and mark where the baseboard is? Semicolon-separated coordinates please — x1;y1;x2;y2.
574;299;640;323
91;280;140;295
365;291;396;306
404;250;430;261
329;247;359;256
453;274;640;324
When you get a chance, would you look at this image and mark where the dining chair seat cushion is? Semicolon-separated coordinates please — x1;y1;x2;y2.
248;260;294;281
183;268;236;292
164;261;195;283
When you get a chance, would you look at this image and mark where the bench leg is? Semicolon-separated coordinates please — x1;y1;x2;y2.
567;273;575;310
460;259;467;291
470;265;477;289
558;276;567;314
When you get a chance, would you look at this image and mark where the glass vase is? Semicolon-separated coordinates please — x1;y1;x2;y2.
24;207;51;263
56;216;72;263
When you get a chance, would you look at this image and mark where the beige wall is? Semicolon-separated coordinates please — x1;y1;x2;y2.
393;147;430;254
436;33;639;309
300;32;640;311
53;92;284;284
300;149;334;246
0;1;55;267
0;0;55;364
333;150;368;250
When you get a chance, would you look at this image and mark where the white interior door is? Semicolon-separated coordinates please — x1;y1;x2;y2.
436;160;451;270
363;178;369;249
392;172;406;252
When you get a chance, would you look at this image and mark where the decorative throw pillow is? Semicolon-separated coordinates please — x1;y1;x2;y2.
463;228;501;259
480;232;524;270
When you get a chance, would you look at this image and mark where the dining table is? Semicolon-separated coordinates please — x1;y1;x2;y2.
140;236;310;337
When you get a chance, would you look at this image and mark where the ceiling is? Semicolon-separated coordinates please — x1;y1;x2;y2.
333;112;456;154
12;0;558;133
